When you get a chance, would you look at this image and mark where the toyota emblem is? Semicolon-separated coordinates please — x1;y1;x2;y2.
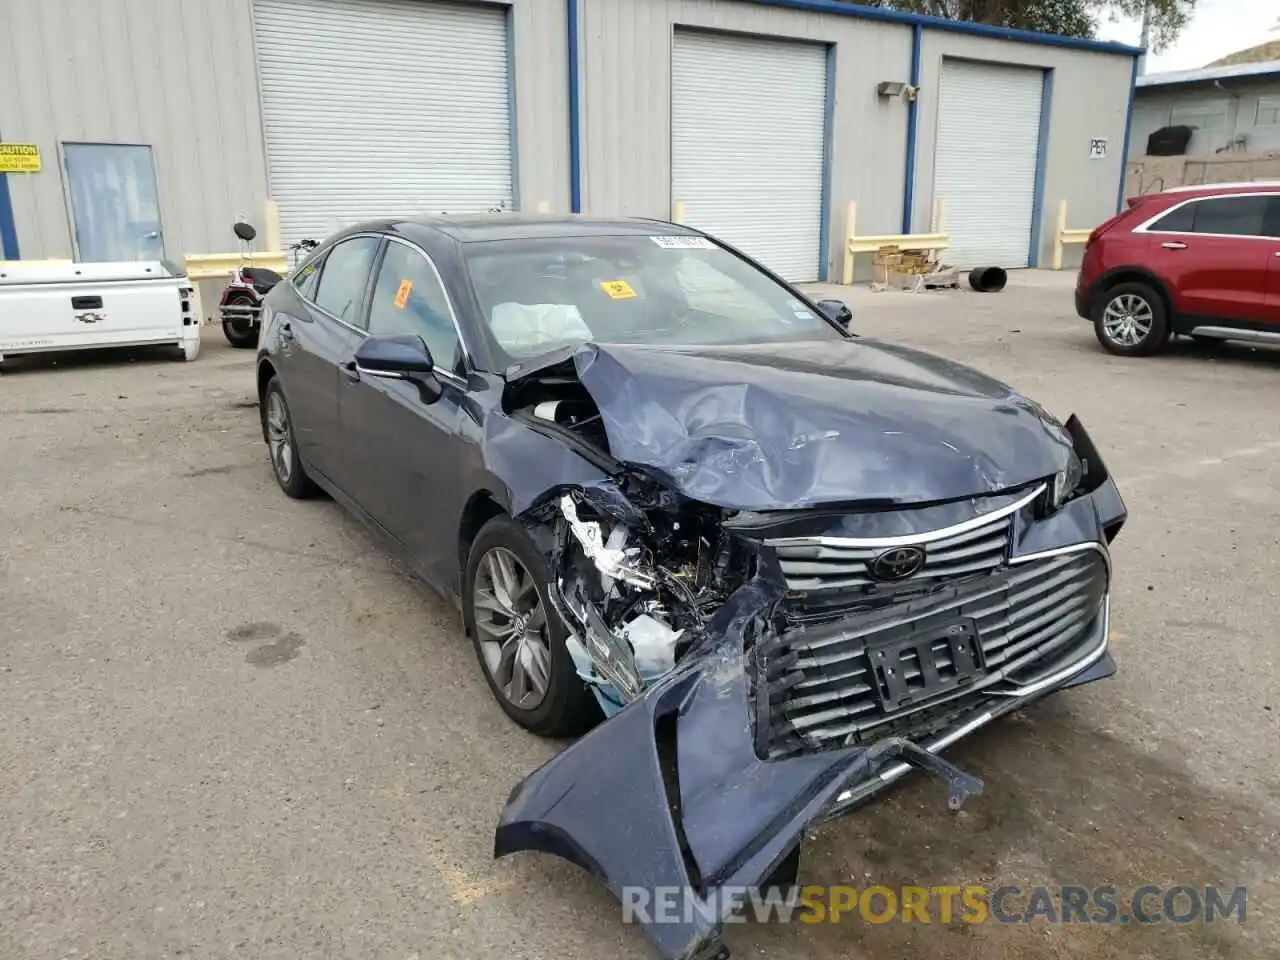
868;546;926;582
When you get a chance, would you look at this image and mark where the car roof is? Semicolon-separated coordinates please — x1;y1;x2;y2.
1157;181;1280;197
365;213;705;244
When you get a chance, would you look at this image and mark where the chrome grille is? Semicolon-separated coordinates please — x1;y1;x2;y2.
756;547;1108;755
771;512;1014;592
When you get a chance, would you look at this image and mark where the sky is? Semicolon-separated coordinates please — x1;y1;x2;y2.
1095;0;1278;73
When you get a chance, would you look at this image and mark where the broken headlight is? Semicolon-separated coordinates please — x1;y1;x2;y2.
1051;449;1084;509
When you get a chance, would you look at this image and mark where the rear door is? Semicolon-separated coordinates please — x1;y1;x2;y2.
279;235;380;483
1141;195;1272;322
337;237;469;585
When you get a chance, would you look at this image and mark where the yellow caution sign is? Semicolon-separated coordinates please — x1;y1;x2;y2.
393;278;413;309
0;144;41;173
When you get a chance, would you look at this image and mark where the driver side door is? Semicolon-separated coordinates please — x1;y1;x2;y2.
338;237;470;586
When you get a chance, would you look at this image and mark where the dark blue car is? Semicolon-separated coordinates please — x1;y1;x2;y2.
255;214;1126;960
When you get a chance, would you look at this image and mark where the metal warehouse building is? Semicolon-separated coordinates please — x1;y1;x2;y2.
0;0;1140;282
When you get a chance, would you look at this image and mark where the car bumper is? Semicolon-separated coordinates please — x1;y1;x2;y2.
1075;285;1092;320
495;583;1117;960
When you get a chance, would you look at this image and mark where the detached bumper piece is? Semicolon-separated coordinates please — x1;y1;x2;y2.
494;575;983;960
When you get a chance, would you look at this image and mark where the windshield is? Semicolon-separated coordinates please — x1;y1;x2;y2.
464;234;844;363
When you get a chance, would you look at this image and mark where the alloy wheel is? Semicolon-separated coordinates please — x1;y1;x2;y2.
473;547;552;710
1101;293;1154;347
265;391;293;485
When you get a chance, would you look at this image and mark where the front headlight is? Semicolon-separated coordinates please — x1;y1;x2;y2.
1051;450;1084;509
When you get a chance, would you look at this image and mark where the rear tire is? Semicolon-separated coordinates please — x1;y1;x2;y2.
1092;282;1169;357
463;515;599;738
222;295;259;349
262;377;318;499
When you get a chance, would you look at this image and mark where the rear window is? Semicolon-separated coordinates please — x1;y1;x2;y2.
1148;202;1196;233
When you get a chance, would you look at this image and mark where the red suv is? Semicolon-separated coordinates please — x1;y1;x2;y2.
1075;182;1280;356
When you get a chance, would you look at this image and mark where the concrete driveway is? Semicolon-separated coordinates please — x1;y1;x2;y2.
1;269;1276;959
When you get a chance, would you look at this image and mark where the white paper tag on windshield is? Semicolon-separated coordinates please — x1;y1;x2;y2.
650;235;715;249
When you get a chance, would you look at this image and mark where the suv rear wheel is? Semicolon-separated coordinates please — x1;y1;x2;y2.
1093;282;1169;357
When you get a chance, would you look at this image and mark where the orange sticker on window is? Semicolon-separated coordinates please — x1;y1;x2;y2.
393;279;413;309
600;279;637;300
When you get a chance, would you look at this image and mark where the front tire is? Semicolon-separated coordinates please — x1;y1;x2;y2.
222;295;259;349
262;377;317;499
463;515;599;737
1092;282;1169;357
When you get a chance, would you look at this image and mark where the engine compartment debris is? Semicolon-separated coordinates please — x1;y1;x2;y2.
534;484;744;715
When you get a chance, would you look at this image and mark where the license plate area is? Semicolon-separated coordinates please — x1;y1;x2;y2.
868;619;983;712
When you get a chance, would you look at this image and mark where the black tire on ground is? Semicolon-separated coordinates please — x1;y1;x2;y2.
1092;281;1170;357
261;376;318;499
968;266;1008;293
463;514;600;738
222;295;259;348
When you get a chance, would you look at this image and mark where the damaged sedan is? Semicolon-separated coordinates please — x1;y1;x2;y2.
254;215;1126;960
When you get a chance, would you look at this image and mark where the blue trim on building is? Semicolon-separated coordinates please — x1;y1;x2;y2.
745;0;1143;55
505;7;522;211
817;43;837;281
566;0;583;213
901;23;923;235
1117;55;1139;212
1027;68;1054;266
0;175;18;260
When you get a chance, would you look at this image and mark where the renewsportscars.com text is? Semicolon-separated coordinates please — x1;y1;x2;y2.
622;884;1248;926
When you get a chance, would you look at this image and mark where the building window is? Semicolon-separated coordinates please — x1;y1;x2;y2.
1170;104;1228;132
1255;96;1280;127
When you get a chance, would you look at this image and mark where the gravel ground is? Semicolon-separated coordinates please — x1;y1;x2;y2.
1;269;1276;960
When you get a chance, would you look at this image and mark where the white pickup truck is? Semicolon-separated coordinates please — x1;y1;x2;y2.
0;260;201;367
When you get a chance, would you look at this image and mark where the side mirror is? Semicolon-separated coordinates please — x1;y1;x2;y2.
233;221;257;242
353;335;442;402
816;298;853;330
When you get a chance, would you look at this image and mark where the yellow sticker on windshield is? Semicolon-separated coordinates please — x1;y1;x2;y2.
393;279;413;309
600;279;637;300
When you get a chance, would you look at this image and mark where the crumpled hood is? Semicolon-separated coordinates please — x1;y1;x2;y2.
562;339;1075;511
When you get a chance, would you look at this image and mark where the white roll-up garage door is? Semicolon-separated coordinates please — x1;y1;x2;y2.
671;31;827;282
253;0;513;247
934;59;1045;268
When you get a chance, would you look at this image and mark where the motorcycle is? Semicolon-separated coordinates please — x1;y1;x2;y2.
219;221;318;348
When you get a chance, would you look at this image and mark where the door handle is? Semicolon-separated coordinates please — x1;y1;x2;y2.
341;360;360;382
1161;241;1187;250
279;322;295;341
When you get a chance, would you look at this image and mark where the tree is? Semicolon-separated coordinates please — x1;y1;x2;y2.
859;1;1195;52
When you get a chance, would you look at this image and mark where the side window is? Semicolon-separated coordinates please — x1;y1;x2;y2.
313;236;380;322
292;251;325;301
366;241;462;371
1190;196;1269;237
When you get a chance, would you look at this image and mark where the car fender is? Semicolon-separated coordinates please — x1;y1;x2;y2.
1091;265;1175;316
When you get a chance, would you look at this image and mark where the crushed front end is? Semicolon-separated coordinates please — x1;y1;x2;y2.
495;348;1126;960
